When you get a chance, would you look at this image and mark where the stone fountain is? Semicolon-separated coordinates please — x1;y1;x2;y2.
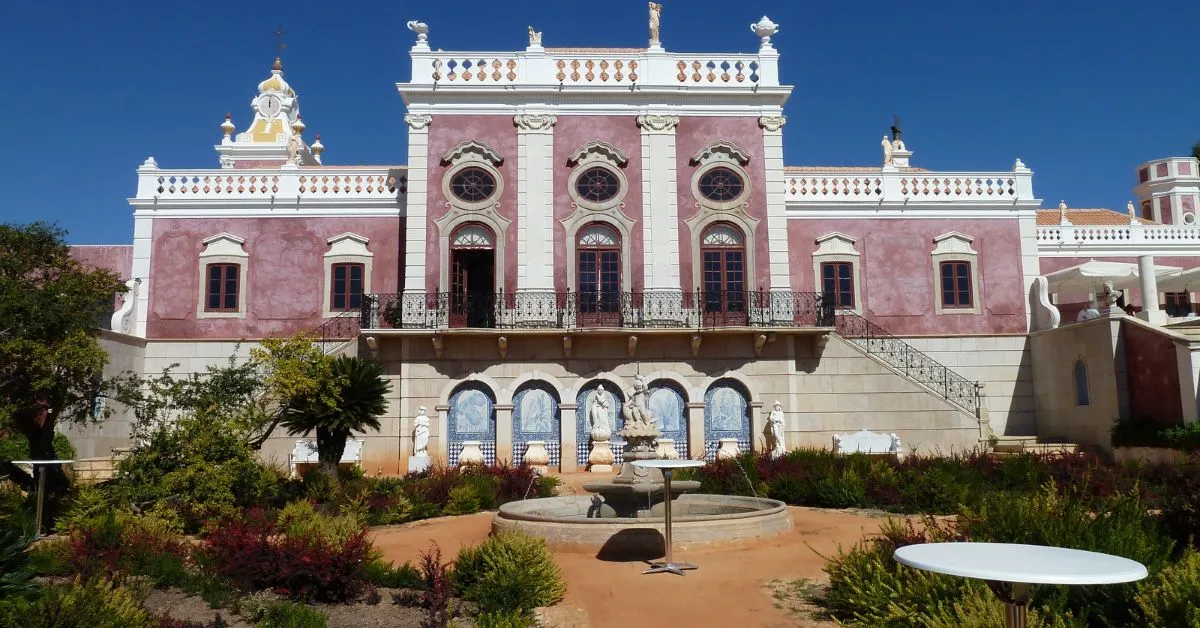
494;376;791;553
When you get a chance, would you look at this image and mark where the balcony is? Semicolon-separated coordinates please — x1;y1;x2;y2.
1037;222;1200;254
360;290;833;332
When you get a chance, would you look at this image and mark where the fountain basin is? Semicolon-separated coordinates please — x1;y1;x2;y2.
493;494;792;554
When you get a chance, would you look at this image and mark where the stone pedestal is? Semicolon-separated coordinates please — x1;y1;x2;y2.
655;438;680;460
407;455;431;474
716;437;741;460
459;440;485;465
524;440;549;474
588;440;614;473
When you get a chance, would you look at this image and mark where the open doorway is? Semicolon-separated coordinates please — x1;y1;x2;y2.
450;244;496;328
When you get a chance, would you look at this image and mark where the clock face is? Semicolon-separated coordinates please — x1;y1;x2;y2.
257;95;282;119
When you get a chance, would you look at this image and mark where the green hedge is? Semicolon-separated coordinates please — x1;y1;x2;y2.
1111;418;1200;450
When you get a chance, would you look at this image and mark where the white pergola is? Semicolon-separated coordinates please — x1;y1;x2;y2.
1044;259;1181;294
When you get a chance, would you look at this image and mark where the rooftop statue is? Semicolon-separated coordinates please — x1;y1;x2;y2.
528;26;542;46
648;2;662;46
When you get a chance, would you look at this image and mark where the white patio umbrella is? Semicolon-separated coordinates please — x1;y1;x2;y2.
1043;259;1182;293
1156;266;1200;293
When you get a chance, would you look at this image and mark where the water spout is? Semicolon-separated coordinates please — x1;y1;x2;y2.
731;455;758;499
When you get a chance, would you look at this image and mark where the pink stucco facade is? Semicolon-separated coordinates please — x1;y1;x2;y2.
425;115;519;295
147;217;400;339
787;219;1028;335
70;245;133;278
676;116;771;291
551;115;645;293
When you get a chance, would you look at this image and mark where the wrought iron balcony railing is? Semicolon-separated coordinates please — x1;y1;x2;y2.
361;289;835;331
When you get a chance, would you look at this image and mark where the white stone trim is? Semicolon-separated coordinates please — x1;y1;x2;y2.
322;233;373;319
690;160;752;214
196;233;248;319
567;162;628;213
440;139;504;167
811;233;863;315
515;113;556;291
760;116;791;290
132;213;153;337
638;114;681;290
685;211;759;291
434;209;510;293
931;232;981;316
567;140;628;168
441;160;504;213
560;211;636;293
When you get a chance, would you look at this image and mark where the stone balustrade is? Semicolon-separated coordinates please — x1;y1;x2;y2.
784;168;1035;205
407;48;779;89
133;163;407;201
1037;223;1200;245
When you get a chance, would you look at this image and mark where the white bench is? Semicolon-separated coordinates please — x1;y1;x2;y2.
832;429;903;457
289;438;364;477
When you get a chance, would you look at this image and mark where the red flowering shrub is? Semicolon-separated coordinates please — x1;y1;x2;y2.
67;511;189;586
199;508;277;592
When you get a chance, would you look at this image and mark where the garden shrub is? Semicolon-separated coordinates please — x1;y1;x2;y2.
0;576;155;628
922;585;1081;628
26;539;72;576
254;600;328;628
363;557;423;589
475;609;533;628
200;508;373;603
54;483;113;535
66;510;190;587
452;532;565;614
1134;547;1200;627
443;485;482;515
417;544;455;628
1112;417;1200;450
277;500;363;545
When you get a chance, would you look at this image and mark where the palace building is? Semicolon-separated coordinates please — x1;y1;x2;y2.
68;10;1200;473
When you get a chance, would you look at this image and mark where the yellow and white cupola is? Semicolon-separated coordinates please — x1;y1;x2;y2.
214;57;323;168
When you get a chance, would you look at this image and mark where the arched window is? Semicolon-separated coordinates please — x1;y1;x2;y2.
1074;359;1090;407
701;223;746;319
577;224;621;324
449;223;496;328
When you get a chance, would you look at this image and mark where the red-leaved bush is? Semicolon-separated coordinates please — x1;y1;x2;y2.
200;508;372;603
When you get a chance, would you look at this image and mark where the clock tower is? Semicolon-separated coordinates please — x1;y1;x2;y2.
213;57;322;168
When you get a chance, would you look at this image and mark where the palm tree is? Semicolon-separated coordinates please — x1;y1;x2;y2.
282;356;391;481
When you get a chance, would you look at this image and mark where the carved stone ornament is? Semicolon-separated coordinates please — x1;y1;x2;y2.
758;116;786;132
690;140;751;165
514;114;557;132
404;113;433;131
750;15;780;46
636;114;679;133
527;26;542;46
567;140;629;167
440;139;504;166
406;20;429;43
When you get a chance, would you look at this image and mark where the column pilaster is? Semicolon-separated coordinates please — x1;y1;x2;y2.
637;114;681;290
515;113;557;291
403;113;433;297
759;115;791;292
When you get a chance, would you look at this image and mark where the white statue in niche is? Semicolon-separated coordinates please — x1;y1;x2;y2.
587;385;612;440
766;401;786;459
413;406;430;457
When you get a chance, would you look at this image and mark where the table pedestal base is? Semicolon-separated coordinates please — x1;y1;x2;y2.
643;562;697;576
987;581;1031;628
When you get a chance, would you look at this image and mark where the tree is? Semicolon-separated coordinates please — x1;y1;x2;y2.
1192;141;1200;162
281;356;391;481
0;222;125;497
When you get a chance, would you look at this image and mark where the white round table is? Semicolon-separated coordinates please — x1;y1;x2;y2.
894;542;1148;628
631;459;705;576
10;460;74;537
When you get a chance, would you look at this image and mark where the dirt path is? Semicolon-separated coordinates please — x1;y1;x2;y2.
370;506;895;628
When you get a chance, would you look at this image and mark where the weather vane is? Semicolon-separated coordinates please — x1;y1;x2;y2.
273;25;287;58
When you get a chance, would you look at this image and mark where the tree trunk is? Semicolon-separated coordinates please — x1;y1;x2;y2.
8;401;71;524
316;426;349;483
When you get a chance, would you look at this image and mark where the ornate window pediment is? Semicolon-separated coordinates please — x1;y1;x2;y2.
451;224;495;248
578;224;619;246
200;233;248;257
440;139;504;167
567;140;628;167
932;232;978;256
814;233;860;257
702;224;744;246
690;140;751;166
325;232;371;257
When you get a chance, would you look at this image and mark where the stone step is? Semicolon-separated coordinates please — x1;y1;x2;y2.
991;437;1078;455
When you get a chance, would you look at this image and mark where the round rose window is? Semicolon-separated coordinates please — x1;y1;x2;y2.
574;167;621;204
698;167;745;202
450;167;497;203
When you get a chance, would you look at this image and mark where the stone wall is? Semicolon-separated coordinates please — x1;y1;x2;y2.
1030;317;1126;450
901;335;1034;436
63;331;146;459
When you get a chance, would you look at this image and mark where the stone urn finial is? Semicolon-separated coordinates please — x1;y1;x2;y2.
751;16;779;47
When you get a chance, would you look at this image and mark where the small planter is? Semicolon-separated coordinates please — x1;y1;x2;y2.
655;438;681;460
524;440;550;471
458;440;485;465
716;437;741;460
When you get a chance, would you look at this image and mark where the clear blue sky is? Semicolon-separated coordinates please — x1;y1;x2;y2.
1;0;1197;244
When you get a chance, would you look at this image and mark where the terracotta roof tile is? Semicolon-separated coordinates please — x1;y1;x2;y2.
783;166;928;173
1036;209;1156;226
